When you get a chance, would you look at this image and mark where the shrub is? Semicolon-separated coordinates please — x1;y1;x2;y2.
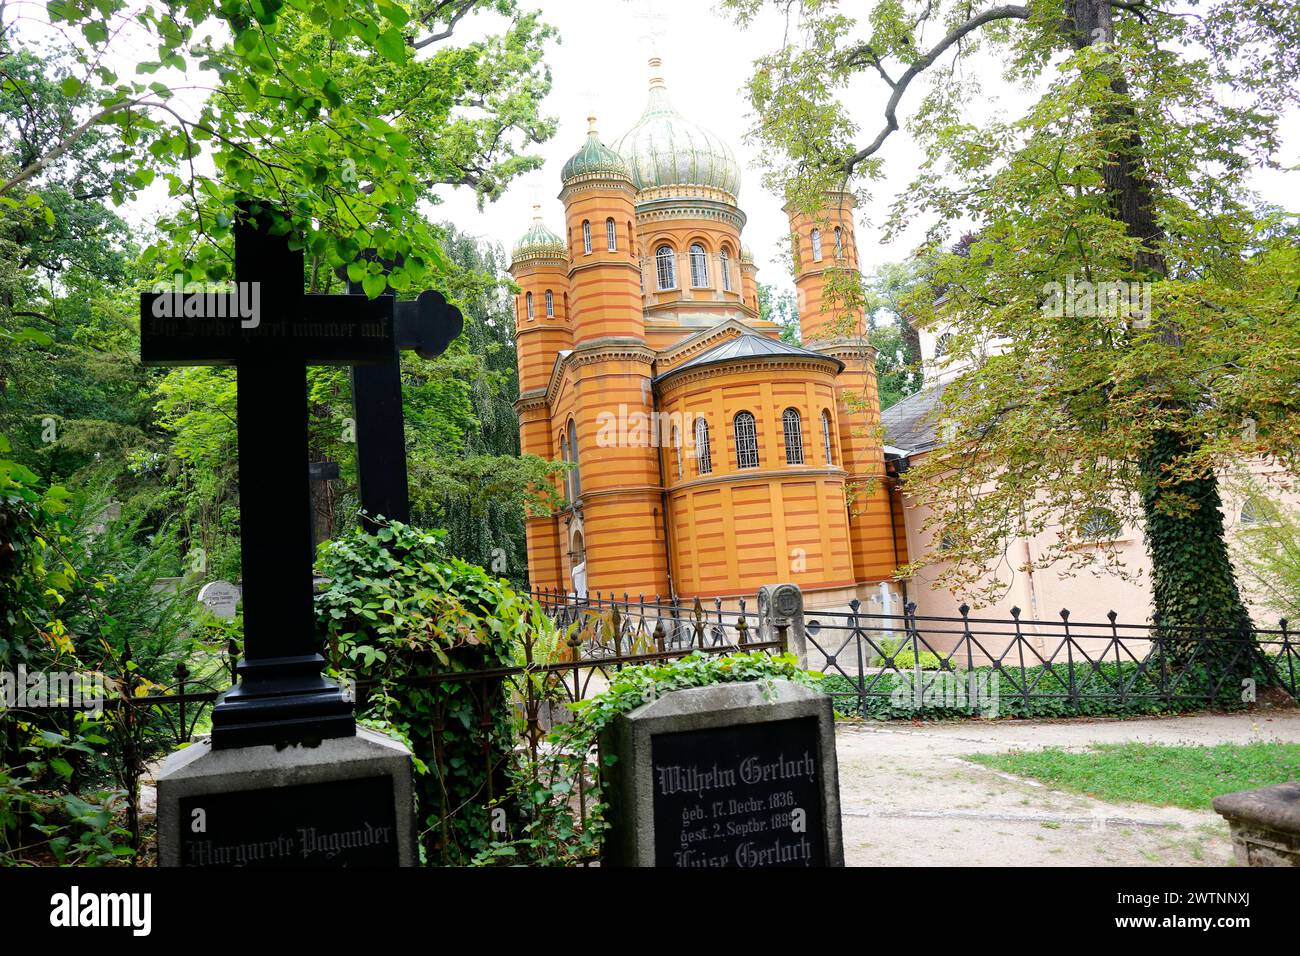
314;520;557;865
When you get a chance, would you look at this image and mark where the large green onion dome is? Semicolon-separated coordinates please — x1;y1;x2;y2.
512;205;566;263
610;57;742;198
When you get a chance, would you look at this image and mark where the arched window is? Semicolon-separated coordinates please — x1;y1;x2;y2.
720;248;732;291
821;410;834;464
567;419;581;499
672;425;683;480
606;218;617;252
734;411;759;469
545;289;554;318
560;433;572;501
783;408;804;465
582;220;592;255
689;243;709;287
525;291;534;321
695;417;712;475
1240;499;1261;527
834;227;844;258
656;245;677;290
1082;507;1122;540
935;332;954;358
811;227;824;262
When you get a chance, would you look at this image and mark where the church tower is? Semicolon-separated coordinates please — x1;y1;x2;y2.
557;118;669;598
510;207;570;591
787;192;899;583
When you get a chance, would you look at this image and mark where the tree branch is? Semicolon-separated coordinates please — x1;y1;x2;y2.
843;4;1032;175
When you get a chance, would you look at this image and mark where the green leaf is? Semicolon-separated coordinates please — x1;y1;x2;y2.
362;273;388;298
59;76;83;97
374;27;407;64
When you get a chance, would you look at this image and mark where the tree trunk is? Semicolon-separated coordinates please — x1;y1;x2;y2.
1067;0;1256;664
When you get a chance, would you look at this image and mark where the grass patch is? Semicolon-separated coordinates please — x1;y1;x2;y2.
966;742;1300;810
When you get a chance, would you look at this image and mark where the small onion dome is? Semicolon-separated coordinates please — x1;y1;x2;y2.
512;204;566;263
612;57;742;198
561;116;632;184
740;245;756;265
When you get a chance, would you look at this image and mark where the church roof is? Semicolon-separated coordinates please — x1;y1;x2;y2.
879;380;948;455
512;205;566;262
656;332;842;383
611;57;741;198
561;117;632;184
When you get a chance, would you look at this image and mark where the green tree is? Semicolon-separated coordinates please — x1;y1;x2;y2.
864;259;924;409
727;0;1300;658
757;281;801;344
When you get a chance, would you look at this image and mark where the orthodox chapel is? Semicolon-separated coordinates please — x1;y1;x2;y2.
510;58;908;609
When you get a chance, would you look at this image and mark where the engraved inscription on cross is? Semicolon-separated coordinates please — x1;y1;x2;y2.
139;204;396;750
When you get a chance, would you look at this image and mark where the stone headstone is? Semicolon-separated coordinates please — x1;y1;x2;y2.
599;679;843;867
197;581;241;620
196;580;243;624
1213;781;1300;866
758;583;807;666
157;727;416;866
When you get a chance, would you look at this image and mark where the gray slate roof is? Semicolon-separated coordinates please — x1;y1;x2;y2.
879;380;948;456
656;333;842;383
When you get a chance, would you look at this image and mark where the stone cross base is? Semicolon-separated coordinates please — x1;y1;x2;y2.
1212;781;1300;866
157;727;416;867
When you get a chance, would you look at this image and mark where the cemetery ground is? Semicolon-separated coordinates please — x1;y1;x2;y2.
833;711;1300;866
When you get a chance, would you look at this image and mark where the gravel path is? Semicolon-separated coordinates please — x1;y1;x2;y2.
834;711;1300;867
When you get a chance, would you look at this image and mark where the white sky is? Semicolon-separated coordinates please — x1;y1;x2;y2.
16;0;1297;296
433;0;1299;297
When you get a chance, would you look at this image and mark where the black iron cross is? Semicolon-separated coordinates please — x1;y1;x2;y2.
335;257;462;529
140;205;396;750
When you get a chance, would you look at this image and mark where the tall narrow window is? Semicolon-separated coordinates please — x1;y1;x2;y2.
834;227;844;258
720;248;732;291
560;434;572;500
545;289;554;318
582;220;592;255
695;417;712;475
672;425;683;480
656;245;677;290
734;411;759;469
525;291;535;321
606;218;617;252
821;410;834;464
567;419;581;498
689;243;709;287
783;408;804;465
811;228;824;262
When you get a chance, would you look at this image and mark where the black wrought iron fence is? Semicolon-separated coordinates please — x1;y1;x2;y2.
803;601;1300;718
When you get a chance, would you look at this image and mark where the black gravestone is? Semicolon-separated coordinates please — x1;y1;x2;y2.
139;203;396;749
332;256;462;530
600;680;844;867
650;717;825;867
178;776;398;867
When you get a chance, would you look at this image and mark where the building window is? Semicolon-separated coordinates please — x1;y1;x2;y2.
689;243;709;287
672;425;683;480
1240;499;1261;527
1081;507;1122;540
567;419;581;499
734;411;759;469
935;332;954;358
720;248;732;291
834;227;844;258
582;220;592;255
783;408;804;465
811;228;823;262
695;417;712;475
606;218;617;252
545;289;554;318
525;291;534;321
656;245;677;290
821;409;834;464
560;433;572;501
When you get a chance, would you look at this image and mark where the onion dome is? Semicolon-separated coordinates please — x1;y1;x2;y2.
611;57;742;198
512;205;566;263
561;116;632;184
740;245;756;265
